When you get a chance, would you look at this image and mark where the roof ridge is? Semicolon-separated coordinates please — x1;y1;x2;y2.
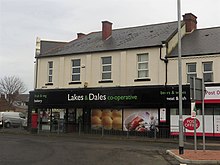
112;20;178;32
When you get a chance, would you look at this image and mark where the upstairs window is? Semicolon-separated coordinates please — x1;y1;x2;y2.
72;59;81;81
101;56;112;80
186;63;197;83
203;62;213;82
137;53;149;79
48;61;53;83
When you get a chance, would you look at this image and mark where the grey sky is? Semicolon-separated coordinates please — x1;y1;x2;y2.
0;0;220;92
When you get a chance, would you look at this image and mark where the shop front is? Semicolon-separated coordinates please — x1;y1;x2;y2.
170;86;220;137
28;85;190;135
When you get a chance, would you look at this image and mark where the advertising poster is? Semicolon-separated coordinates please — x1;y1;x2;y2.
123;109;158;132
160;108;166;123
171;115;214;136
214;116;220;137
91;109;122;130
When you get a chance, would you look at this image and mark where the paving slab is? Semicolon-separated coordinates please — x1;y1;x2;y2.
167;149;220;164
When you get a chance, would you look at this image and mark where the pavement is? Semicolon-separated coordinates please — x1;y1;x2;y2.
1;128;220;164
167;150;220;165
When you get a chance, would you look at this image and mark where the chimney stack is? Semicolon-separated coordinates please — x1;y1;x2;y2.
77;33;86;39
183;13;197;33
102;21;112;40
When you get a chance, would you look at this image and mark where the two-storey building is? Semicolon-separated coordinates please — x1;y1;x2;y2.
167;16;220;137
29;13;220;137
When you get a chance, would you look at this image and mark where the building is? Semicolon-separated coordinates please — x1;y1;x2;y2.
0;94;15;112
29;13;220;136
167;15;220;137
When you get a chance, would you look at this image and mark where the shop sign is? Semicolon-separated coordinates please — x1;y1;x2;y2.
67;93;138;102
183;117;200;130
30;85;190;108
33;94;47;104
205;87;220;100
159;89;188;101
30;86;162;107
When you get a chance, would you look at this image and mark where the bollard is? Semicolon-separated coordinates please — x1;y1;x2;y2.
79;122;81;136
57;120;60;135
101;126;104;137
2;120;4;132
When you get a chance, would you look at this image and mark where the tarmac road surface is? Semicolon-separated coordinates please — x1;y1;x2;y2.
0;133;180;165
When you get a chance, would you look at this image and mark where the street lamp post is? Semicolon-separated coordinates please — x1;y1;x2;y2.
177;0;184;155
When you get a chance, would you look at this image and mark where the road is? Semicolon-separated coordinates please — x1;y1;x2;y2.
0;133;181;165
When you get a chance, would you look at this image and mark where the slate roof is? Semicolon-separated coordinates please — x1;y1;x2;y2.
15;94;29;102
169;27;220;57
40;40;67;55
37;21;179;57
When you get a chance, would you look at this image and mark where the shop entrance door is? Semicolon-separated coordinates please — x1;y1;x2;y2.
66;108;83;133
50;109;65;133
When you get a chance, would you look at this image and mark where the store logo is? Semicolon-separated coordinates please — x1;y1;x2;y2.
68;94;84;101
68;93;106;101
67;93;138;102
183;117;200;130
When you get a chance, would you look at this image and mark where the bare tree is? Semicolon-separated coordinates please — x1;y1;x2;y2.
0;76;27;106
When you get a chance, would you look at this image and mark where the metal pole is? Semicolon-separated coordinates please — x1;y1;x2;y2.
194;117;197;151
177;0;184;155
202;79;206;150
193;77;197;152
79;122;81;136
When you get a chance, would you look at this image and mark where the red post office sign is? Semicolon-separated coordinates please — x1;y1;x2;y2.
183;117;200;130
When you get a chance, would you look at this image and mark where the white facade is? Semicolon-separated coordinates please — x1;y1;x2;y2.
35;47;168;89
167;54;220;85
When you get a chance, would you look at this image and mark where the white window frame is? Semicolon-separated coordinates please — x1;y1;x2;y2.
101;56;112;80
48;61;53;83
203;61;213;83
186;63;197;83
137;53;149;79
71;59;81;82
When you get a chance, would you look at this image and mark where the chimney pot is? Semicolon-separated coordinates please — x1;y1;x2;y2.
102;21;112;40
183;13;197;33
77;33;86;39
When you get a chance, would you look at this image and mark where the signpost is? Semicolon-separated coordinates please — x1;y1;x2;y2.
177;0;184;155
190;77;206;151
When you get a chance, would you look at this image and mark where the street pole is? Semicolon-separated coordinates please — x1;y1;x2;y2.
177;0;184;155
202;79;206;150
193;77;197;152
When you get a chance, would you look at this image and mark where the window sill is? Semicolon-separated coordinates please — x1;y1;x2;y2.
98;80;113;83
134;78;151;82
45;82;53;86
69;81;82;85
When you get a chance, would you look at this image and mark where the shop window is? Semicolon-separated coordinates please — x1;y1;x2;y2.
101;56;112;80
71;59;81;81
203;62;213;83
171;108;178;115
204;107;213;115
214;107;220;115
48;61;53;83
186;63;197;83
137;53;149;79
91;109;122;131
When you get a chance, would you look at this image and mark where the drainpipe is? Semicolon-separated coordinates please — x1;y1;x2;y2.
34;58;38;89
159;41;168;86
